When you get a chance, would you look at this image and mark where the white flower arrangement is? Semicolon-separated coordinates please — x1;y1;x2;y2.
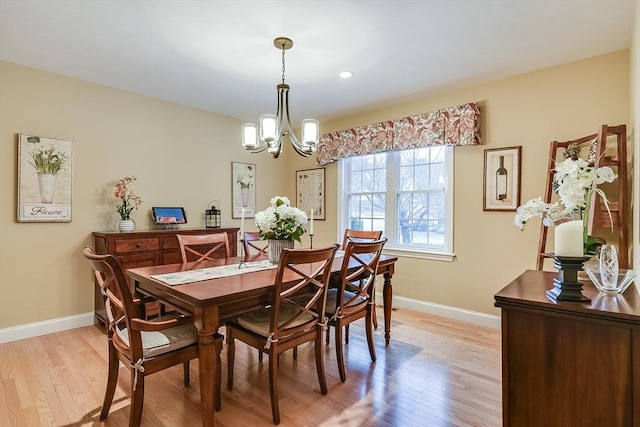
254;196;307;242
514;157;616;254
236;171;253;188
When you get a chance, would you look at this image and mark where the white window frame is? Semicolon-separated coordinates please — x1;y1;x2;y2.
338;147;455;262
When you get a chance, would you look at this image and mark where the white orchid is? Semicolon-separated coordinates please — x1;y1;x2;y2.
514;157;616;254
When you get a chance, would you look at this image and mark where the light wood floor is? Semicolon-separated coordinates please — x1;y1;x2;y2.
0;308;502;427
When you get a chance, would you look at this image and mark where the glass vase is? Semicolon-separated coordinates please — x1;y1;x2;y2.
599;244;619;291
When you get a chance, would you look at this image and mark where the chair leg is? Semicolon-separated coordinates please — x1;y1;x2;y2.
258;350;263;362
268;350;280;425
315;331;328;394
100;341;119;419
293;346;298;360
183;361;190;386
214;333;224;411
129;371;145;427
325;325;330;345
345;324;350;345
335;325;347;383
372;302;379;329
227;330;235;391
366;307;377;363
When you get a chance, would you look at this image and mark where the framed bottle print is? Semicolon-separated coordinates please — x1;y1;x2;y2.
483;146;521;211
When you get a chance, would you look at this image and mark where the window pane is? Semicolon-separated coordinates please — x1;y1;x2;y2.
374;168;386;192
414;164;429;190
429;163;445;190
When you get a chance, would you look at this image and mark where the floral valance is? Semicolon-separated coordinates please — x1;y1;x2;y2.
316;102;481;165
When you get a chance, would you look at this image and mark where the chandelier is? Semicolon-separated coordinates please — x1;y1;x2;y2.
241;37;319;159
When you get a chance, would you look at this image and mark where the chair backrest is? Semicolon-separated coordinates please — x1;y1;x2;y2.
341;229;383;249
177;233;231;266
243;231;268;259
269;244;339;343
82;246;142;361
335;238;387;318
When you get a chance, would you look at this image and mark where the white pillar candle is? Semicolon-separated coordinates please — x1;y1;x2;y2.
239;208;245;237
309;209;314;235
554;220;583;257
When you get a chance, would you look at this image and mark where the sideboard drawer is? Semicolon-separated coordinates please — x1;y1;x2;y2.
114;238;160;254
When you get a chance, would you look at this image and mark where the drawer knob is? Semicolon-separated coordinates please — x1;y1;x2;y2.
136;242;141;247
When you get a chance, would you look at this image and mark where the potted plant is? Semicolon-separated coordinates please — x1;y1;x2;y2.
113;176;143;232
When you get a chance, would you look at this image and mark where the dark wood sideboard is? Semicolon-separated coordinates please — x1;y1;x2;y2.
495;269;640;427
92;227;239;328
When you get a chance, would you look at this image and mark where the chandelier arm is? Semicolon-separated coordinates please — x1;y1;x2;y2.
280;85;312;154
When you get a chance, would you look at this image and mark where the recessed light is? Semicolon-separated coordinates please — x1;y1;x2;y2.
339;71;353;79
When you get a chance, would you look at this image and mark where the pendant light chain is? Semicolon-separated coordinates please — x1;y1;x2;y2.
281;43;286;85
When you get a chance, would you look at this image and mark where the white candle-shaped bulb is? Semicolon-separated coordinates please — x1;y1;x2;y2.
554;220;583;257
239;208;245;238
310;209;314;235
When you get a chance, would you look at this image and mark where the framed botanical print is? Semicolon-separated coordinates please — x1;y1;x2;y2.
232;162;256;218
296;167;325;220
483;146;521;211
17;133;73;222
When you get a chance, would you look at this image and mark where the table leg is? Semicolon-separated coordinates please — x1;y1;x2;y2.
383;270;393;346
194;308;220;427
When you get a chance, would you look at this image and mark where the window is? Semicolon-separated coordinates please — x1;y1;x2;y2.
339;146;454;259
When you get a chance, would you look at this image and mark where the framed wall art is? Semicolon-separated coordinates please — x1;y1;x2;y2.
483;146;521;211
17;133;73;222
232;162;256;218
296;167;325;220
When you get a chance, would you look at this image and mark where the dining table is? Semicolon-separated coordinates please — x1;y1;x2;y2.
127;252;397;427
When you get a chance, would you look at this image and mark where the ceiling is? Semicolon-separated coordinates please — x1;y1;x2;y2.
0;1;636;124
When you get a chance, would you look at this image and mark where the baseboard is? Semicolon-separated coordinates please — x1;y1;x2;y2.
377;292;501;329
0;296;500;344
0;312;95;344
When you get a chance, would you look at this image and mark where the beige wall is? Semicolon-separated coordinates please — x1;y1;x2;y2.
290;50;631;314
0;62;290;329
0;49;632;330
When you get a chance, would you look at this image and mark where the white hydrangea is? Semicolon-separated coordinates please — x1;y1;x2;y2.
255;196;307;242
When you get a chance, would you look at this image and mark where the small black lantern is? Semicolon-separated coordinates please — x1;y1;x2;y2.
205;201;221;228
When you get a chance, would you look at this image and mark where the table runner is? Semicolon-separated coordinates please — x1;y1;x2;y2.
151;260;279;286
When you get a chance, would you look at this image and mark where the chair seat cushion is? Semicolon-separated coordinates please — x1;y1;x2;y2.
237;303;315;337
325;288;367;316
116;314;198;358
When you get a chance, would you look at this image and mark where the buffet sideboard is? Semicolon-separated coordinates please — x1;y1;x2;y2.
494;269;639;427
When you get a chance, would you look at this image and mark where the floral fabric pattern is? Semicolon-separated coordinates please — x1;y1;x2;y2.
316;102;481;165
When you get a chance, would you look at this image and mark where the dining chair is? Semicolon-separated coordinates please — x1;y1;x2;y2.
83;246;214;427
225;244;339;425
341;228;383;249
243;231;268;260
326;238;386;382
176;232;231;267
331;228;384;341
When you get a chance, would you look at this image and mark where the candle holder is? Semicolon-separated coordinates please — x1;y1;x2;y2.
545;253;591;303
309;233;314;249
238;238;248;269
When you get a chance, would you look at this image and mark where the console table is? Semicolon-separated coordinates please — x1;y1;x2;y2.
92;227;239;328
495;270;639;427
